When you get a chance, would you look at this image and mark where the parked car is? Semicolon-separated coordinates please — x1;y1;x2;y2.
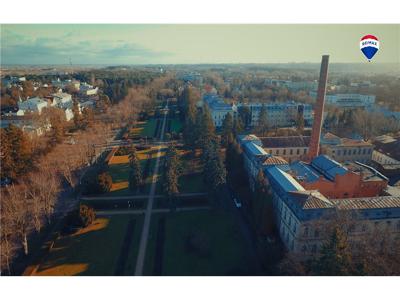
233;197;242;208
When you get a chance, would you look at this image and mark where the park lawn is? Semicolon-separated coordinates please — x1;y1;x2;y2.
144;210;253;276
107;157;160;196
32;215;143;276
179;172;206;193
140;119;158;137
170;118;183;133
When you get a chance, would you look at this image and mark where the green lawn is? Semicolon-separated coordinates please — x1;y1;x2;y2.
170;118;183;133
179;172;206;193
144;210;254;276
140;119;158;137
32;215;144;276
106;158;158;196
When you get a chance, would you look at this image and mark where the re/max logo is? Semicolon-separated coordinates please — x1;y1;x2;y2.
361;40;377;46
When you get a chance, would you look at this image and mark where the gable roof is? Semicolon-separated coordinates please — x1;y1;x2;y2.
260;136;311;148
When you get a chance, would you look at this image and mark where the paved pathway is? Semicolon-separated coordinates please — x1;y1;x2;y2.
96;206;211;216
134;101;168;276
80;192;207;201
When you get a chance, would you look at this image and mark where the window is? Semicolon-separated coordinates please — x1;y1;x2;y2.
311;244;317;254
290;149;293;155
363;148;366;155
314;229;319;238
358;148;362;155
387;221;392;228
343;149;347;155
297;149;300;155
397;221;400;231
276;149;280;155
304;148;307;154
303;227;309;237
362;224;367;232
353;149;357;155
337;150;341;156
301;245;307;254
283;149;286;155
368;149;372;154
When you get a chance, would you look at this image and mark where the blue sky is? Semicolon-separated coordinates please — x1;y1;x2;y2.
1;24;399;65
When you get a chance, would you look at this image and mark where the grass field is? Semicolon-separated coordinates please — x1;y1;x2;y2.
129;119;158;138
32;215;144;276
107;158;159;196
170;119;183;133
144;210;253;276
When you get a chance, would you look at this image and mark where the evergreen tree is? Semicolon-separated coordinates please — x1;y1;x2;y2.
296;112;305;135
72;100;83;129
163;144;181;198
238;105;251;128
311;226;354;276
257;104;268;135
233;117;244;135
128;146;143;192
221;112;234;147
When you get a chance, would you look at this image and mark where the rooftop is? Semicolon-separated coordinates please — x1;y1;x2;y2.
311;155;348;181
260;135;311;148
372;136;400;161
265;166;305;193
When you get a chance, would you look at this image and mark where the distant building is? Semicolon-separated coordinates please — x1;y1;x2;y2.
238;102;313;128
17;97;48;115
50;92;73;109
320;132;373;163
0;115;51;136
309;92;375;109
79;82;98;96
265;79;318;91
259;136;310;163
203;93;237;127
52;78;80;90
371;135;400;176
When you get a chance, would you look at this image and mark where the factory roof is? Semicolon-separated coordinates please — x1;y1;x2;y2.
289;161;320;183
311;155;348;181
265;166;305;193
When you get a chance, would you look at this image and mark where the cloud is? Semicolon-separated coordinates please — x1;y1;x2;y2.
1;30;169;64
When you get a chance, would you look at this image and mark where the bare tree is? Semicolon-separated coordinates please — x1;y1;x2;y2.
4;184;32;256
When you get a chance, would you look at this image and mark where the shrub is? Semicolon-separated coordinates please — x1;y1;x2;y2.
97;171;112;193
79;205;96;227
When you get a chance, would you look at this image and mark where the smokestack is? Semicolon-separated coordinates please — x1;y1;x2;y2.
307;55;329;161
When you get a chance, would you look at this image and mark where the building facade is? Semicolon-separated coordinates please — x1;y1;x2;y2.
309;92;376;109
259;136;310;163
265;165;400;257
320;132;373;163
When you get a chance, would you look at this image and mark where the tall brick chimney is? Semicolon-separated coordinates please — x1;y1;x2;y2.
307;55;329;161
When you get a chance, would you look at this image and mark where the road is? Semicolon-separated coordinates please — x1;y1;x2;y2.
96;206;211;216
134;100;168;276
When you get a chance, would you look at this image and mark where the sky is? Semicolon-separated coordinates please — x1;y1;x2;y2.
1;24;399;65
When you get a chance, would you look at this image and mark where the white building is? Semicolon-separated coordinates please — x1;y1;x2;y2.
310;92;376;109
17;97;48;115
51;92;73;109
79;83;98;96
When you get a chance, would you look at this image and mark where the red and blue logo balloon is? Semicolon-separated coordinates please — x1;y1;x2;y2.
360;35;379;61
